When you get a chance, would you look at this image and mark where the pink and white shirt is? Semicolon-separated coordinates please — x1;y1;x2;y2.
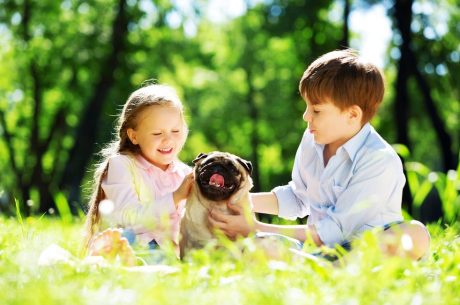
100;153;192;247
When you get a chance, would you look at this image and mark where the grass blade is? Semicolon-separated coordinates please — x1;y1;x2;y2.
14;198;24;236
54;192;73;223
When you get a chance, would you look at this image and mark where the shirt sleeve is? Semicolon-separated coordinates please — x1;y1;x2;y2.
273;135;311;220
315;150;405;246
101;156;176;231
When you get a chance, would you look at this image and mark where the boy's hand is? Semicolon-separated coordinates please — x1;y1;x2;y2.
208;203;256;239
173;173;194;207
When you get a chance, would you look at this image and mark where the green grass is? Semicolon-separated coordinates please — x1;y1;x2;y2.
1;217;459;305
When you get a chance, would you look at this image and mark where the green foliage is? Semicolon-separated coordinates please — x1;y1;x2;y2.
14;198;24;236
386;0;459;169
53;191;73;224
0;217;459;305
394;145;460;223
0;0;458;221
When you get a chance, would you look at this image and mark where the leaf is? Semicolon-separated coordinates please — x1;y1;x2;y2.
14;198;24;236
392;144;410;159
405;162;431;176
54;192;72;223
406;171;420;197
412;179;433;208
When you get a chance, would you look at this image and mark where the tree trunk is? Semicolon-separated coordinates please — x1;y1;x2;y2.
394;0;455;171
59;0;129;209
393;0;414;212
412;66;456;170
393;0;412;148
393;0;455;221
339;0;350;49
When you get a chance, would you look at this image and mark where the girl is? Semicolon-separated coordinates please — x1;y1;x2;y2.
84;84;194;265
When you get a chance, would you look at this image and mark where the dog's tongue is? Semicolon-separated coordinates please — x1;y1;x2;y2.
209;173;225;187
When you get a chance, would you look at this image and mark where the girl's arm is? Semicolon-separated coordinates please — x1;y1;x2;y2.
173;173;194;208
102;155;180;228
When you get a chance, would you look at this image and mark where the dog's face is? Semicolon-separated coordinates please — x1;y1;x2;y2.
193;152;253;201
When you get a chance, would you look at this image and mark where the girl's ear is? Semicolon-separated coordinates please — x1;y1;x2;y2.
127;128;138;145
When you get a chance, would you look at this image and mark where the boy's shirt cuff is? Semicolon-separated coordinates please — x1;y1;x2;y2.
272;185;300;220
315;217;345;246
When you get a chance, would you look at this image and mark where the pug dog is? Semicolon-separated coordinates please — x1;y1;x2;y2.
180;151;253;259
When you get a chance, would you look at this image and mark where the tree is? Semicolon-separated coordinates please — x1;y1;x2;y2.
0;0;131;215
59;0;129;211
391;0;457;172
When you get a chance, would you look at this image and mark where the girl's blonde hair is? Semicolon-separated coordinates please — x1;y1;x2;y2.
83;84;187;249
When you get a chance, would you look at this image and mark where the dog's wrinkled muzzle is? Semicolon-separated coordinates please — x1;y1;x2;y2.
196;161;241;201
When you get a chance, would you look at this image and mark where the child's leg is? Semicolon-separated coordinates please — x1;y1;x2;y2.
87;228;137;266
253;232;303;259
378;220;430;260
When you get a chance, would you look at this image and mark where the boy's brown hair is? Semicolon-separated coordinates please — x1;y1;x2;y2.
299;49;385;123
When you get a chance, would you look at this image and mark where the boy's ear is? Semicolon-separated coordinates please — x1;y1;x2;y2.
348;105;362;122
127;128;138;145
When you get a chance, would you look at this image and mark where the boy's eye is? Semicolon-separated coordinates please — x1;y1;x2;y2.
152;132;162;136
172;129;180;133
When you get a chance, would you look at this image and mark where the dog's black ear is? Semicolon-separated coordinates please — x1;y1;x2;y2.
237;158;253;175
193;153;208;164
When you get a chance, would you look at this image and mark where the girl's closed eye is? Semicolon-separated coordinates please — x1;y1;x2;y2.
172;129;180;133
152;132;162;136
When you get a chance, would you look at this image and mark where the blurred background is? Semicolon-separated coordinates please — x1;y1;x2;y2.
0;0;458;224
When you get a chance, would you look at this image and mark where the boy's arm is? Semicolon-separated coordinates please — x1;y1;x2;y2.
208;203;323;246
271;132;312;220
255;221;323;245
315;151;405;246
207;192;278;237
250;192;279;215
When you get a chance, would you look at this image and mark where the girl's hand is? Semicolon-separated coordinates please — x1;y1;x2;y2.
208;203;256;239
173;173;194;207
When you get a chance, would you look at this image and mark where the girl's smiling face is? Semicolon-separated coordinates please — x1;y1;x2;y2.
127;105;187;170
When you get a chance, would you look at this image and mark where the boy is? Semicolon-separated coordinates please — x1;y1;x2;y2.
209;49;430;260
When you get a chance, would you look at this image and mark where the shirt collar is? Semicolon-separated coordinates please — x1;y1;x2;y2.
313;140;325;161
341;123;371;162
311;123;371;163
134;154;180;173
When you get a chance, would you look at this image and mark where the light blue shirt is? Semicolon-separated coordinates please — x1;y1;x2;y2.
273;123;404;246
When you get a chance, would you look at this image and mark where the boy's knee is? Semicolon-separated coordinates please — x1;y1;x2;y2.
381;220;430;260
399;220;431;260
409;220;431;258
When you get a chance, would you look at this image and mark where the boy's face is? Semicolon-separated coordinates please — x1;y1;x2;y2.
302;98;361;151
